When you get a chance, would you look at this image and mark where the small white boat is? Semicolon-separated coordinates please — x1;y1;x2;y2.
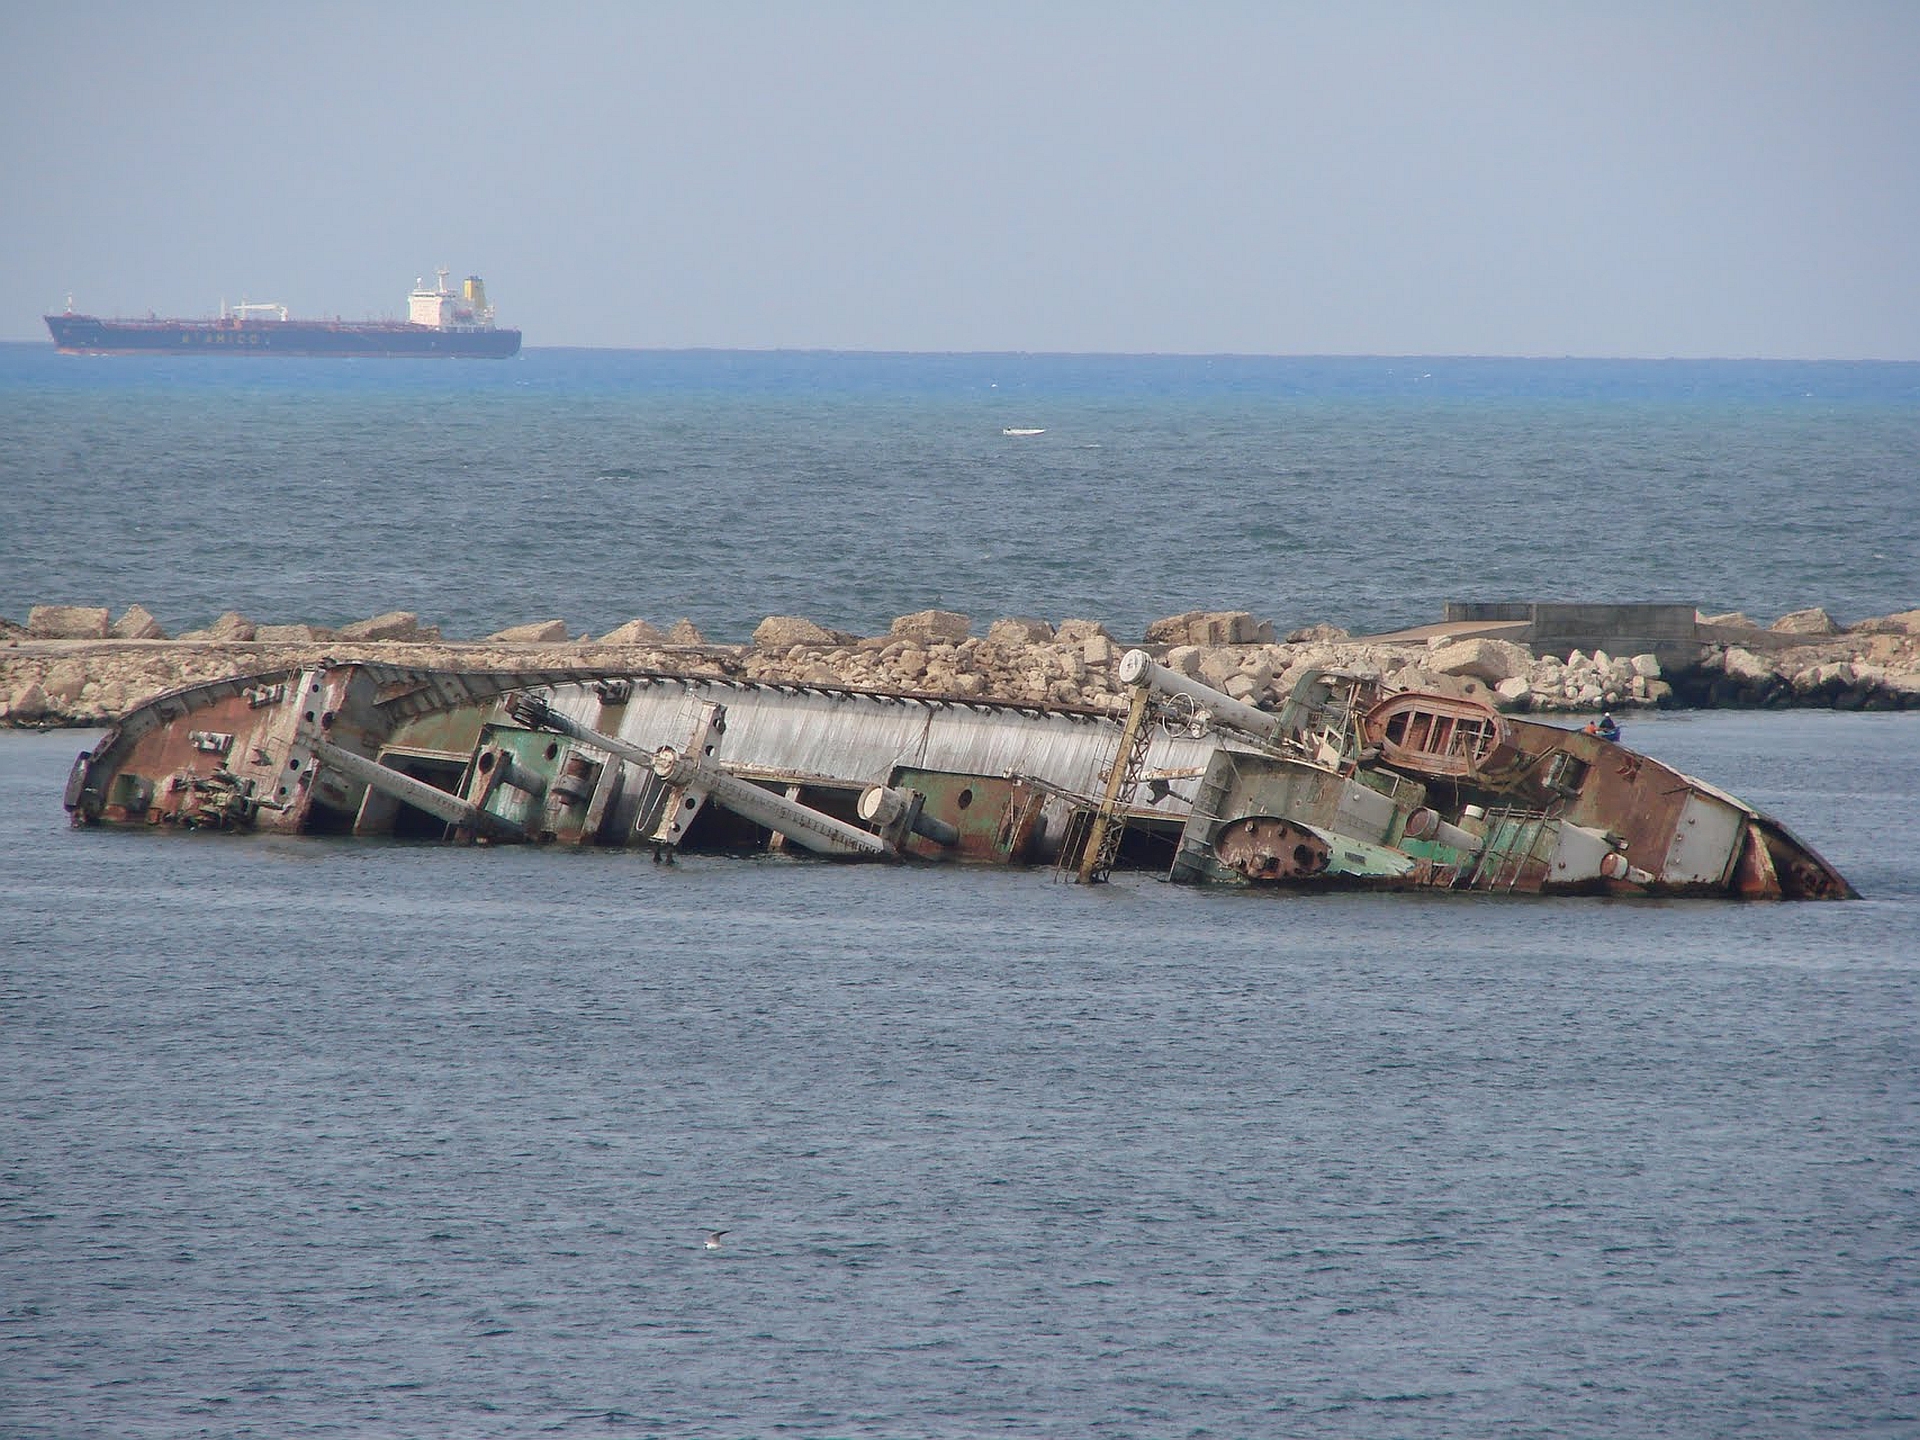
1002;427;1045;436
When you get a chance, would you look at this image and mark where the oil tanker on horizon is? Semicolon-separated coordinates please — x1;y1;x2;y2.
44;269;521;358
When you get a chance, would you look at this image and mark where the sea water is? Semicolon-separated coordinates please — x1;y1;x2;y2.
3;346;1917;640
3;716;1917;1438
2;346;1918;1437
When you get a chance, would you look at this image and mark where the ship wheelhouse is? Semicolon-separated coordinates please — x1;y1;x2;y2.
1362;692;1516;778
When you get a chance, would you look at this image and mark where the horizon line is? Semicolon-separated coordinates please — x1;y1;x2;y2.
4;335;1918;365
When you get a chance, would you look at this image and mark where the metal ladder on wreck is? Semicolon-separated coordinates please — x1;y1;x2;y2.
1060;684;1157;884
1464;805;1558;893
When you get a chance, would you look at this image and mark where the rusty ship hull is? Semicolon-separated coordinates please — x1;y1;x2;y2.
62;652;1856;900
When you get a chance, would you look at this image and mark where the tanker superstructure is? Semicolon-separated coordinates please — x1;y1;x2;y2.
44;269;521;358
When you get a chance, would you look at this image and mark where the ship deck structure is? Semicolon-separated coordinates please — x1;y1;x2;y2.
63;648;1857;901
45;269;520;358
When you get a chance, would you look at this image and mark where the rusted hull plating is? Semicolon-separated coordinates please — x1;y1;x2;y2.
63;655;1857;899
1161;665;1854;900
64;662;1211;861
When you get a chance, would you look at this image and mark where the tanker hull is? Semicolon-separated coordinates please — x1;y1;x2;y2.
45;314;521;359
45;269;521;358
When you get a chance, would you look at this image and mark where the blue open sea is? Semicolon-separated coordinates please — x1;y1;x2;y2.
3;345;1918;1437
3;344;1918;639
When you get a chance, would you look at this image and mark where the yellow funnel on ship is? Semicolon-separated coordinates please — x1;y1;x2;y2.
463;276;488;310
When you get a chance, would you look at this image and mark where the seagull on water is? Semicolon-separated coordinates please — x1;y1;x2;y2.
704;1230;729;1251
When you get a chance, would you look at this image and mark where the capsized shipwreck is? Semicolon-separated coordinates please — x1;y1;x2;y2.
63;650;1856;899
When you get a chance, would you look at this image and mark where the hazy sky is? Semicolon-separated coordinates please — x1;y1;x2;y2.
4;1;1916;357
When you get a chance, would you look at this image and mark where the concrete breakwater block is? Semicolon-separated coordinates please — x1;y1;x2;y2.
27;605;111;640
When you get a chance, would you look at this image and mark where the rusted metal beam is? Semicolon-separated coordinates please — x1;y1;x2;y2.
506;691;658;768
310;737;519;839
650;745;891;858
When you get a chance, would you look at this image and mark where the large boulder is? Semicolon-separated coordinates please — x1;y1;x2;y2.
41;659;90;702
1387;664;1492;703
7;682;50;720
888;645;928;681
177;610;255;641
1850;609;1920;636
86;677;133;717
1425;636;1534;686
1144;610;1271;646
890;609;971;644
1878;667;1920;702
752;615;841;650
665;619;706;645
27;605;110;639
1771;607;1840;636
1050;647;1088;682
1053;618;1114;645
254;623;334;642
110;604;168;640
337;610;425;642
1144;611;1202;645
1196;647;1240;690
1720;646;1778;685
1792;661;1854;697
987;616;1055;646
600;618;667;646
487;620;571;643
1859;633;1913;668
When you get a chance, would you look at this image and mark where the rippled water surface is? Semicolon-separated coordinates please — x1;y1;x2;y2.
4;346;1917;639
4;712;1917;1437
5;347;1918;1435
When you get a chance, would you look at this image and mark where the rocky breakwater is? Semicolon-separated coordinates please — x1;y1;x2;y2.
5;602;1920;730
738;609;1512;712
1679;606;1920;710
0;607;717;730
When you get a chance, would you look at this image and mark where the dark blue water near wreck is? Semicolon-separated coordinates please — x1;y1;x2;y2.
3;345;1918;1437
4;720;1918;1438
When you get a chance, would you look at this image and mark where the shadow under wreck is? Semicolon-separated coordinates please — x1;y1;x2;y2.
64;650;1856;900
